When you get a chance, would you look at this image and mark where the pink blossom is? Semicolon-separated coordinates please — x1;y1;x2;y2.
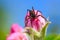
25;9;47;31
7;32;27;40
10;24;23;34
7;32;28;40
7;24;28;40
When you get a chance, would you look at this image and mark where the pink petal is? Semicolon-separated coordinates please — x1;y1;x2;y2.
10;24;23;34
7;32;28;40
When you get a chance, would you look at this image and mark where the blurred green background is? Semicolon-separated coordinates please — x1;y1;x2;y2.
0;0;60;40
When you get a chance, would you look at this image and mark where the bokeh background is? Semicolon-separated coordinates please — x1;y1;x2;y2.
0;0;60;40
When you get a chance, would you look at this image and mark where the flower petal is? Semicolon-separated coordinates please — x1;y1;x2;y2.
10;24;23;34
7;32;28;40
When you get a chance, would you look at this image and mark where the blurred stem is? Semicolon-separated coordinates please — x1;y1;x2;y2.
30;34;34;40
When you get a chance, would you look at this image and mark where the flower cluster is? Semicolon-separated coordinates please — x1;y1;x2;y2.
7;8;50;40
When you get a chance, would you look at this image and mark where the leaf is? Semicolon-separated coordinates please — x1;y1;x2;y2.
39;21;50;40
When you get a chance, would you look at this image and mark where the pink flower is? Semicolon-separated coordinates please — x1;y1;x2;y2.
7;24;28;40
25;8;47;31
10;24;23;34
7;32;28;40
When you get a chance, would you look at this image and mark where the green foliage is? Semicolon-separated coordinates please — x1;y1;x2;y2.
0;5;9;40
0;31;6;40
44;34;60;40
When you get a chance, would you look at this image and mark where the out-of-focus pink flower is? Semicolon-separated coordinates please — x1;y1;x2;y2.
10;24;23;34
25;8;47;31
7;24;28;40
7;32;28;40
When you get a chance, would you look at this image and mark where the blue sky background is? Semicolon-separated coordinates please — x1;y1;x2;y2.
0;0;60;34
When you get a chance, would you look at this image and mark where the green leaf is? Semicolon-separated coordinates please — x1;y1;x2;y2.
40;21;50;40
